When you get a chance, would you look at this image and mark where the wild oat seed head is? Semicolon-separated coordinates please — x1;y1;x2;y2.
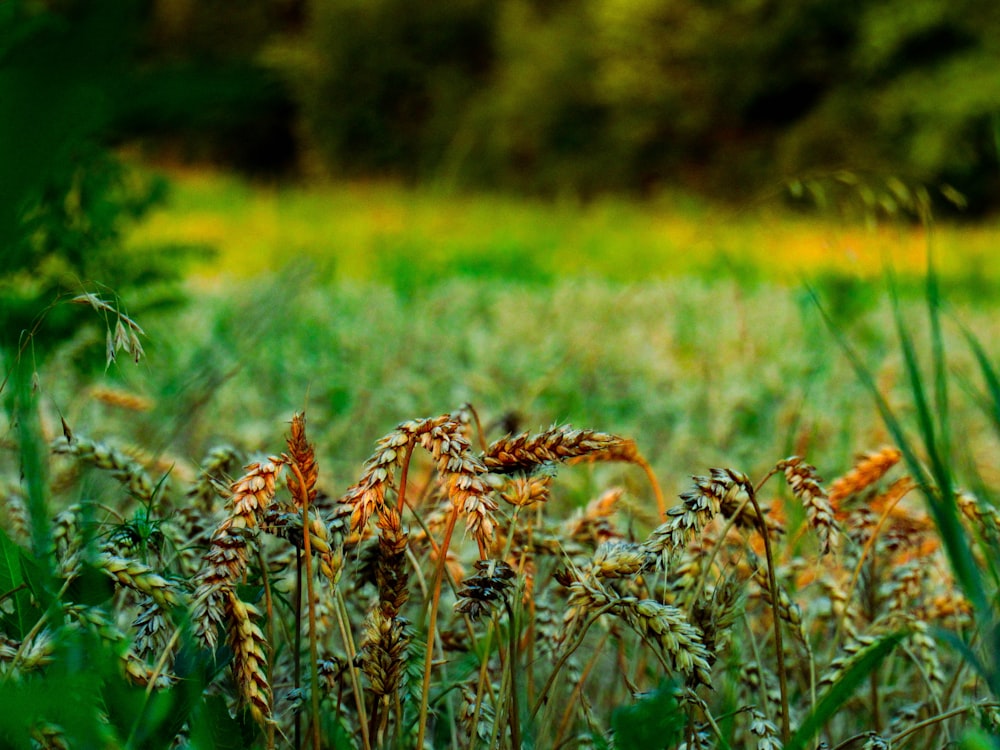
455;559;516;620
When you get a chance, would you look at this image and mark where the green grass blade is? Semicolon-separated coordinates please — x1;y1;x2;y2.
807;286;929;488
886;270;945;487
927;248;951;469
812;283;987;617
784;632;904;750
958;319;1000;438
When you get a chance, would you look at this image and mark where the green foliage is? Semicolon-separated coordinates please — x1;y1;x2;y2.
287;0;497;179
0;0;209;364
0;528;43;640
609;680;686;750
784;633;904;750
261;0;1000;205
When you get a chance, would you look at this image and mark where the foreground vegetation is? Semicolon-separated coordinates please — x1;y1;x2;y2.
2;255;1000;747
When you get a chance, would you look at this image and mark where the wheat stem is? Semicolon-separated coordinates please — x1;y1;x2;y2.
530;605;614;720
417;504;460;749
835;485;912;648
289;463;322;750
552;626;610;748
395;442;416;515
888;701;999;748
747;485;789;744
256;547;276;750
635;454;667;517
334;589;372;750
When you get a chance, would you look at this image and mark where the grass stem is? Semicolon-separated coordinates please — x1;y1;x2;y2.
417;504;460;749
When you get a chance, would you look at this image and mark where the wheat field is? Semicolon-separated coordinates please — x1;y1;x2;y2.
3;218;1000;748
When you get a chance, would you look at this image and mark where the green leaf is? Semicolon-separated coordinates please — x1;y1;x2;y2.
611;680;686;750
186;694;245;750
959;728;1000;750
0;528;42;639
785;633;903;750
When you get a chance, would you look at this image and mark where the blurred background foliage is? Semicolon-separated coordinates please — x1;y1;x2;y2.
2;0;1000;344
171;0;1000;212
2;0;999;211
7;0;994;209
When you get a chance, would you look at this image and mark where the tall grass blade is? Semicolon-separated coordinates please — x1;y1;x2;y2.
784;632;903;750
811;282;987;615
957;320;1000;439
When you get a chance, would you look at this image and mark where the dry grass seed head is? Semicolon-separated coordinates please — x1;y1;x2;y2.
644;469;751;559
51;435;155;504
828;446;902;512
777;456;838;554
224;587;272;724
285;412;318;507
482;426;628;475
88;385;154;412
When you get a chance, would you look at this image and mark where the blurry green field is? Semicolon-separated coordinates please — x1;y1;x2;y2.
8;166;1000;749
128;168;1000;290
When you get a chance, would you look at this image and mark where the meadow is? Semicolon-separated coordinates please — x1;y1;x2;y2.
3;169;1000;749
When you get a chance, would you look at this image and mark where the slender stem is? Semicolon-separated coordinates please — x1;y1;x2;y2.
530;606;614;720
468;623;493;748
257;547;277;750
505;601;521;750
294;551;303;750
464;402;489;453
290;463;322;750
634;455;667;517
417;504;460;749
334;590;372;749
690;495;750;605
887;701;999;749
552;627;610;748
747;485;790;744
834;482;913;648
